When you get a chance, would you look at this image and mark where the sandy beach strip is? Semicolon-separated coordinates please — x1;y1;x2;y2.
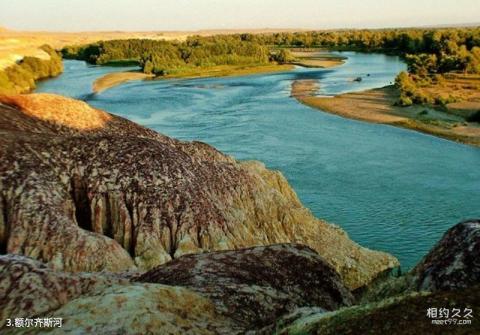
291;82;480;147
290;51;346;68
93;64;294;93
92;72;154;93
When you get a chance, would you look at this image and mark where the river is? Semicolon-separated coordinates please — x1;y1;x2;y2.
36;52;480;269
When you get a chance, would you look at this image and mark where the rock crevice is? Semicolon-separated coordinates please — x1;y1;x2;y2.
0;194;9;254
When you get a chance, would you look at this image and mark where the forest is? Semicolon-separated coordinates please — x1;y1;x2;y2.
62;35;271;75
55;28;480;108
0;45;63;94
258;28;480;108
63;28;480;77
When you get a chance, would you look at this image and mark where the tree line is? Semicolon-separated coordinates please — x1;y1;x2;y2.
63;35;271;75
63;28;480;107
63;28;480;74
251;28;480;107
0;45;63;94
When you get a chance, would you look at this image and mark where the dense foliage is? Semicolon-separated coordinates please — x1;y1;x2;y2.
390;30;480;106
64;27;480;74
0;45;63;94
63;28;480;108
258;28;480;53
271;48;294;63
63;35;270;75
259;28;480;75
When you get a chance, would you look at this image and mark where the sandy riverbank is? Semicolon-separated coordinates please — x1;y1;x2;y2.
290;79;319;98
290;51;346;68
161;64;295;80
93;72;154;93
93;64;294;93
292;81;480;147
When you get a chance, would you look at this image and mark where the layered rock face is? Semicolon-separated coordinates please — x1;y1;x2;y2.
275;286;480;335
0;93;397;290
1;244;351;334
137;244;354;331
2;220;479;334
0;255;129;327
0;93;478;334
273;220;480;335
412;219;480;291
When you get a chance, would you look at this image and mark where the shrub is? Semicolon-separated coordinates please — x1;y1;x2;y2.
0;70;15;94
272;49;294;63
4;65;35;92
412;91;434;105
143;60;154;74
395;72;416;94
398;95;413;106
435;95;457;106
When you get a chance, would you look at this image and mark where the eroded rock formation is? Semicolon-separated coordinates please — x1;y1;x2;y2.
412;219;480;291
4;228;478;335
1;245;351;334
0;254;235;334
272;219;480;335
0;254;129;328
274;286;480;335
137;244;354;331
42;284;236;335
0;93;398;290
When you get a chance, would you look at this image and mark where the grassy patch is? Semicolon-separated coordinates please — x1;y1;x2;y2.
159;63;293;79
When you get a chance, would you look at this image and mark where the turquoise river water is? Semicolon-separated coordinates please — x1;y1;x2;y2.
36;52;480;269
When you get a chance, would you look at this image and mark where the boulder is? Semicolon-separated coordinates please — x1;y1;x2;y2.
37;284;236;335
274;286;480;335
412;219;480;291
137;244;354;331
0;255;234;334
0;254;129;328
1;245;352;334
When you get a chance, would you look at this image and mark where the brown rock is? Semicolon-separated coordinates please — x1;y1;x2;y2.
0;245;349;334
137;244;354;331
275;286;480;335
38;284;236;335
0;254;235;334
0;254;129;328
0;93;398;290
412;219;480;291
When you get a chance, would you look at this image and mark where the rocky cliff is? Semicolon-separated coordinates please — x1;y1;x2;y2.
136;244;354;331
0;95;477;333
273;220;480;335
1;244;352;334
0;93;398;290
1;220;478;334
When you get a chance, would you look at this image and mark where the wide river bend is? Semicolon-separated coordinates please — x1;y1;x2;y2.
37;52;480;269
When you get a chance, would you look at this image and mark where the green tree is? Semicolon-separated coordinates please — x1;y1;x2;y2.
273;49;294;63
